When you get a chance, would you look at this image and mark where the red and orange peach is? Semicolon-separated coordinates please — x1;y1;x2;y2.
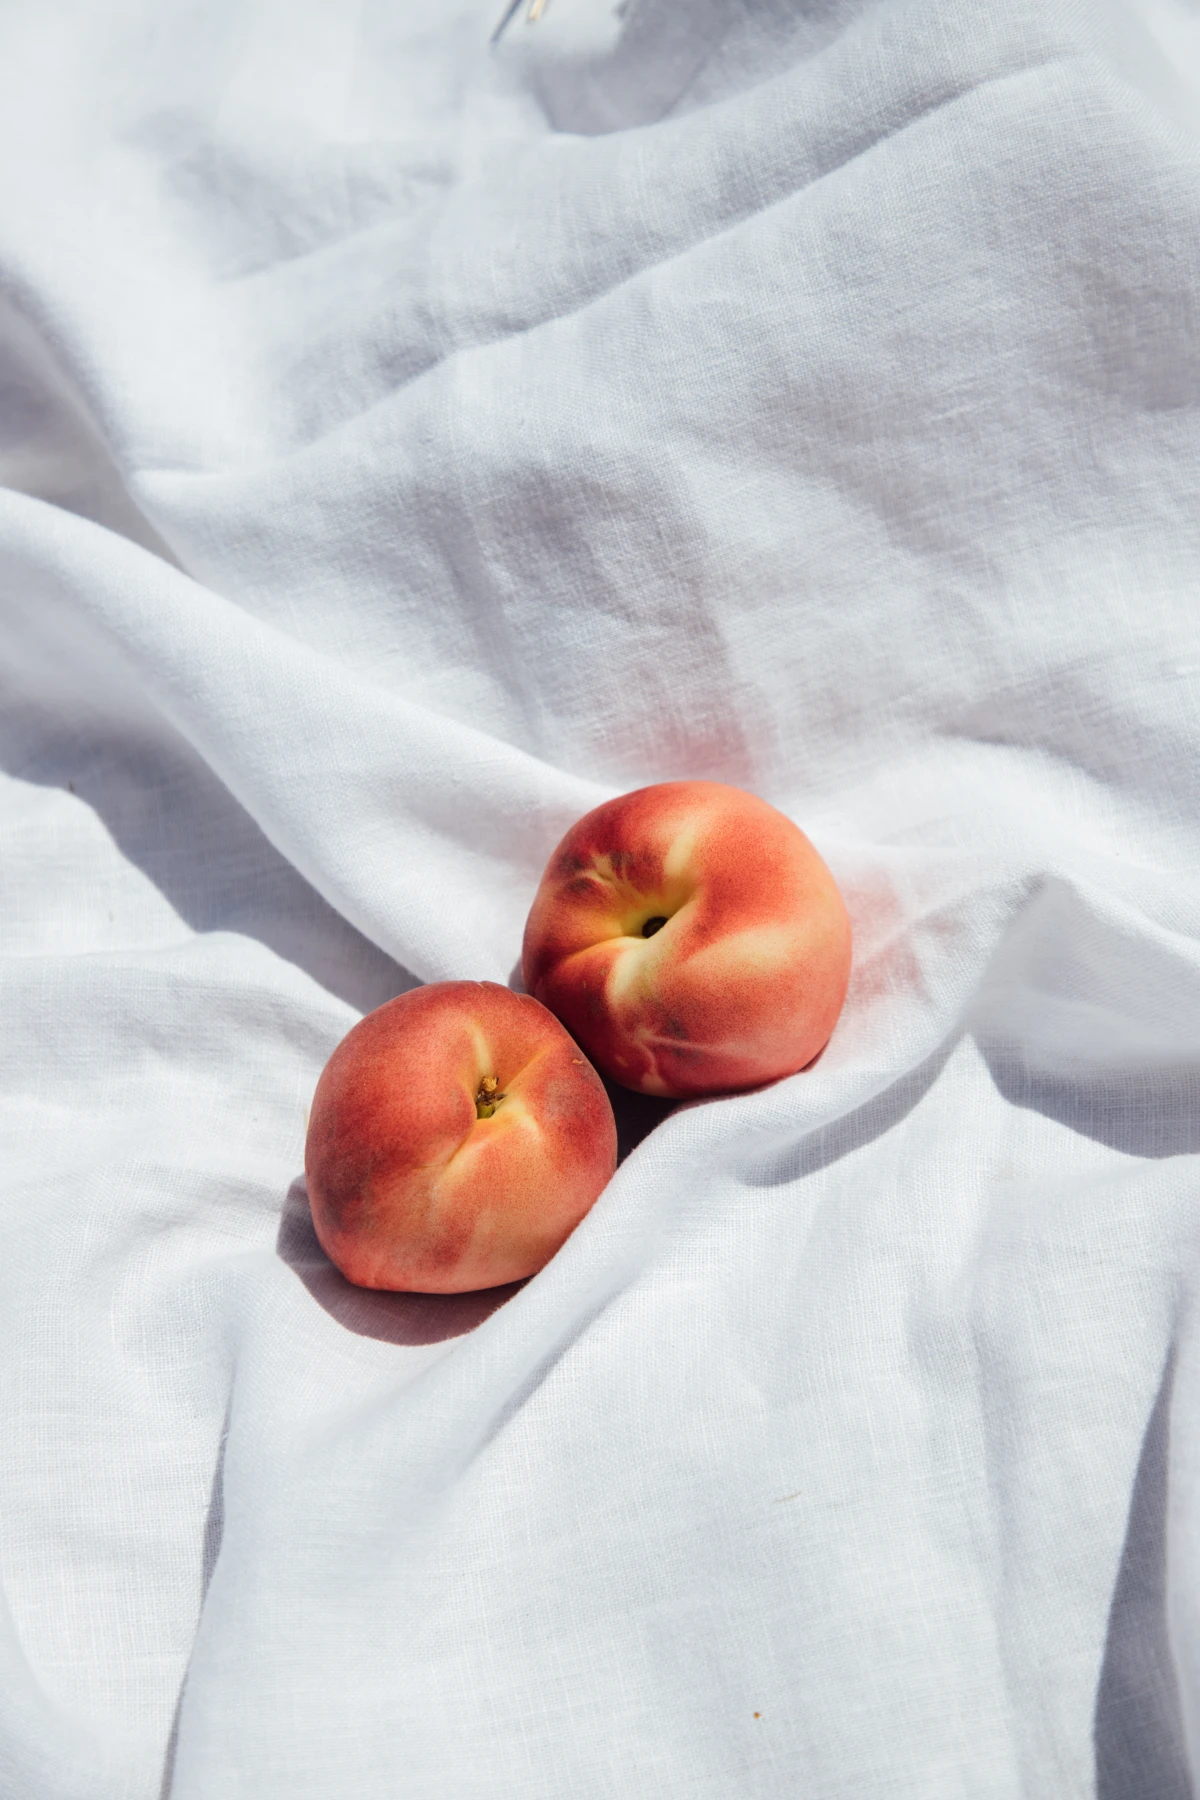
522;781;851;1098
305;982;617;1293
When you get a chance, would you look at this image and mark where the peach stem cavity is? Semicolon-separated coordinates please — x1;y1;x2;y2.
475;1075;505;1119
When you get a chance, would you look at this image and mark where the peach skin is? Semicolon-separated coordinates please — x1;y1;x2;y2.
522;782;851;1099
305;982;617;1293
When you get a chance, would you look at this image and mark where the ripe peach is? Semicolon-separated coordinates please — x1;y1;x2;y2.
305;982;617;1293
522;781;851;1099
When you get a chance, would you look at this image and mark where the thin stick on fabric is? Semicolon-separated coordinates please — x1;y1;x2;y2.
491;0;549;42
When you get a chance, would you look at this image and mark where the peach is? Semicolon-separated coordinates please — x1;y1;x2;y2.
305;982;617;1293
522;781;851;1099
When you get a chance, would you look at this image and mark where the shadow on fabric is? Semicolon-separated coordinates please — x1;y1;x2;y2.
276;1180;525;1345
970;877;1200;1161
276;1064;674;1346
1093;1350;1191;1800
158;1410;228;1799
603;1076;677;1165
977;1045;1200;1162
0;705;417;1020
738;1030;962;1191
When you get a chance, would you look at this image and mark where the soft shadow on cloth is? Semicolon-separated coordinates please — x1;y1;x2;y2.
1093;1350;1190;1800
0;707;416;1020
277;1077;674;1345
277;1182;525;1346
158;1420;228;1800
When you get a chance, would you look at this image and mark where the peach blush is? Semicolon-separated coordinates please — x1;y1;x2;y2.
305;982;617;1293
522;781;851;1099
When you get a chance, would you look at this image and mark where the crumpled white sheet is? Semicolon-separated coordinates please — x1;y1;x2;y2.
3;0;1200;1793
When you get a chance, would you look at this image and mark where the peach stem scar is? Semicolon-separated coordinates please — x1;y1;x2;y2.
475;1075;505;1119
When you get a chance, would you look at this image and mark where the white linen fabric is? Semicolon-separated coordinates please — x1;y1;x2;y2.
2;0;1200;1793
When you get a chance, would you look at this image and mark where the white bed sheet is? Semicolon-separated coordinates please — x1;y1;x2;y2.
2;0;1200;1793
